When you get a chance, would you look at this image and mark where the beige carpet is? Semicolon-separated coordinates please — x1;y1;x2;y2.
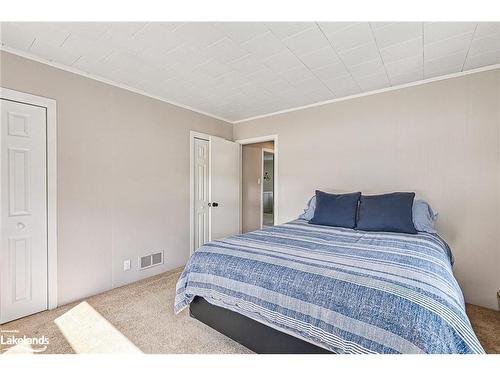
0;268;251;354
466;304;500;354
1;267;498;354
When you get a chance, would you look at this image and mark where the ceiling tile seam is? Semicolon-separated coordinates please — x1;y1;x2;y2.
368;22;392;86
202;35;232;50
230;27;271;47
369;22;392;31
27;36;36;50
279;24;317;41
59;32;72;48
326;22;360;35
424;47;478;65
71;55;83;67
315;22;363;92
264;23;337;97
132;23;149;37
377;36;422;62
221;24;274;47
63;35;86;66
96;48;117;66
461;23;479;72
30;36;82;66
424;29;476;47
238;23;319;48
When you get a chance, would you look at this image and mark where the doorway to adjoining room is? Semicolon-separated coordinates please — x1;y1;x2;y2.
262;149;274;227
241;140;275;233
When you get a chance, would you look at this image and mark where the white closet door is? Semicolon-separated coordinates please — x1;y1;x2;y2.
193;138;210;250
0;99;48;323
209;136;240;241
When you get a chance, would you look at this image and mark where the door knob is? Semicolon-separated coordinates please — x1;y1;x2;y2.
17;222;25;229
208;202;219;207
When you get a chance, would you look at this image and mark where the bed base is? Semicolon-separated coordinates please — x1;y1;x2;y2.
189;296;331;354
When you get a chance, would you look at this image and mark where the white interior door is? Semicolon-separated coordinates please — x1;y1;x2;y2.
1;99;48;324
193;138;209;250
209;136;240;241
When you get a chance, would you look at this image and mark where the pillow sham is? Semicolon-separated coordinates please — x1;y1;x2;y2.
309;190;361;229
356;192;417;234
299;194;438;234
298;195;316;221
413;199;438;234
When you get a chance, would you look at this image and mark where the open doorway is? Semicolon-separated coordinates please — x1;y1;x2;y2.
241;140;275;233
262;149;274;227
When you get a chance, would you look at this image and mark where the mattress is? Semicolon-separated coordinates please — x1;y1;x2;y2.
175;219;484;354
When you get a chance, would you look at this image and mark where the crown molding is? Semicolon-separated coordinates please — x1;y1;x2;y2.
0;46;234;124
233;63;500;124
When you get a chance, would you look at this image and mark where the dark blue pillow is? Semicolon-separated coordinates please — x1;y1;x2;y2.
309;190;361;229
356;192;417;234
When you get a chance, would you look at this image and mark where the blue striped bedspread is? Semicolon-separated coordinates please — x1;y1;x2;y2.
174;219;484;354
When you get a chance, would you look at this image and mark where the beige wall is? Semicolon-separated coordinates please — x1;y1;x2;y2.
2;49;499;311
0;51;233;305
242;141;274;233
234;69;500;310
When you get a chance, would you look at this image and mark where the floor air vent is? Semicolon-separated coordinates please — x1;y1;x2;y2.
139;251;163;270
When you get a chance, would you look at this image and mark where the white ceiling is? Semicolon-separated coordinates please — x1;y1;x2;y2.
1;22;500;122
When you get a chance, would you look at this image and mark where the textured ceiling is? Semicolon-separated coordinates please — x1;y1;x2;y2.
1;22;499;122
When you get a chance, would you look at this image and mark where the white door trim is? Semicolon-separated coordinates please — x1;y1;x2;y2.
236;135;279;226
0;87;58;310
190;131;210;255
191;131;229;256
261;148;274;229
189;131;242;254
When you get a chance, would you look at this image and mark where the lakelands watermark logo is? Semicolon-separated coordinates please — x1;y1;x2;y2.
1;329;49;353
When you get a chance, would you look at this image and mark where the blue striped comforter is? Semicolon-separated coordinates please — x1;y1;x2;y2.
175;220;484;354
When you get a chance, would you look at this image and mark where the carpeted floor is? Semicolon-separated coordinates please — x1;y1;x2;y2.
0;268;251;354
1;267;498;354
466;303;500;354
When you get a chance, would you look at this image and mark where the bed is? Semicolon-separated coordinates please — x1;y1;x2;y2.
175;219;484;354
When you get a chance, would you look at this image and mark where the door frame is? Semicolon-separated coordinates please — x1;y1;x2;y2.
236;135;279;228
189;131;242;255
260;148;275;229
0;87;58;311
190;131;209;255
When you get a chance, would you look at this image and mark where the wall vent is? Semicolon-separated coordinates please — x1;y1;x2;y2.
139;251;163;270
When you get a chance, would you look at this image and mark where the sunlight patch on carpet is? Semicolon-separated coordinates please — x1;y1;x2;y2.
2;341;36;354
54;301;142;354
